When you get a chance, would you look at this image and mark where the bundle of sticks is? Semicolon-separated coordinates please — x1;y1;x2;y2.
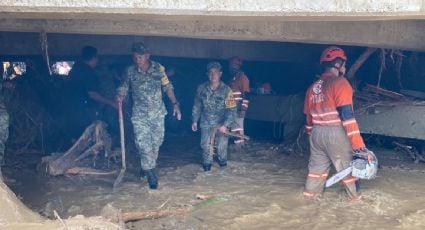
353;84;425;115
355;84;407;103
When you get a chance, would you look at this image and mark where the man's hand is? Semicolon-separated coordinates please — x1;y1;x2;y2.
173;104;182;120
191;122;198;132
353;147;375;162
217;125;227;133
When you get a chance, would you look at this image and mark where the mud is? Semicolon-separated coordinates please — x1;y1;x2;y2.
0;177;120;229
3;135;425;230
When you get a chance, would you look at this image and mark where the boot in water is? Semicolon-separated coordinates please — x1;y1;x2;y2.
145;169;158;189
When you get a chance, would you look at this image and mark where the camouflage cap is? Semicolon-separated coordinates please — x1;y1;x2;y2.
131;42;149;54
206;61;222;71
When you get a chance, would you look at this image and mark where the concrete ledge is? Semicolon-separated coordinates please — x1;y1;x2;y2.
1;0;424;18
1;1;424;51
0;18;424;51
357;104;425;140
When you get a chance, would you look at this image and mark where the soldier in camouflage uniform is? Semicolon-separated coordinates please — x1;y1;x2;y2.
116;42;181;189
0;80;13;180
192;62;237;171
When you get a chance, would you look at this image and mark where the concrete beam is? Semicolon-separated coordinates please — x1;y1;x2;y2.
0;18;424;51
356;105;425;140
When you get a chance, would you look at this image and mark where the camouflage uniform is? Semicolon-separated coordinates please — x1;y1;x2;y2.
192;81;237;165
0;83;9;167
117;61;173;171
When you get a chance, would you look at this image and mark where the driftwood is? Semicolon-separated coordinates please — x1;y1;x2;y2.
102;194;227;223
66;167;117;176
363;84;406;100
118;208;187;222
46;121;112;176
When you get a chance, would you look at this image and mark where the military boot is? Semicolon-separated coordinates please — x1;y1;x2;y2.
202;163;212;172
218;160;227;168
145;169;158;189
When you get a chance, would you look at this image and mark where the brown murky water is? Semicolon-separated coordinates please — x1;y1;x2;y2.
4;135;425;230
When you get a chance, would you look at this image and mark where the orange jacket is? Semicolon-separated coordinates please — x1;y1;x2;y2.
229;72;250;114
304;72;365;149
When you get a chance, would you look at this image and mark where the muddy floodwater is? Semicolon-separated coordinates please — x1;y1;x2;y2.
4;135;425;230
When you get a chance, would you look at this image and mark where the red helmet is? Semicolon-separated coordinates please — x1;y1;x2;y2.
320;46;347;64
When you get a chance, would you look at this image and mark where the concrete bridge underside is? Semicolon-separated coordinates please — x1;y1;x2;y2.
0;0;424;54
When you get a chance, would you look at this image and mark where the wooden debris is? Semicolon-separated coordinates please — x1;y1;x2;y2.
119;208;187;222
346;47;377;81
196;194;212;200
66;167;117;176
102;194;228;223
393;141;425;164
46;121;112;176
394;50;404;89
354;84;415;115
377;49;387;88
101;203;187;223
363;84;406;100
53;210;69;230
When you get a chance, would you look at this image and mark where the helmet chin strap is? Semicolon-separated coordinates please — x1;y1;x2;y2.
332;62;345;77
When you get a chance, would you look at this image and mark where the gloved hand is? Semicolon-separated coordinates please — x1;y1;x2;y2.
353;147;375;163
352;147;378;180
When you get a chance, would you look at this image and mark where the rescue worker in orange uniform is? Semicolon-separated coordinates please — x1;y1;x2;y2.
227;56;250;145
303;46;367;201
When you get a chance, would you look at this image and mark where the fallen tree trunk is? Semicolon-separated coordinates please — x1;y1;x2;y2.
46;121;112;176
346;47;377;82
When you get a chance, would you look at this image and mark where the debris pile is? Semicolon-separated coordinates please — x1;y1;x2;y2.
354;84;425;115
42;121;114;176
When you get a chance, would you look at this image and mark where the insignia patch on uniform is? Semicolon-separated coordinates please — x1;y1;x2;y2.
225;92;237;108
161;75;170;85
313;80;323;95
159;65;170;85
